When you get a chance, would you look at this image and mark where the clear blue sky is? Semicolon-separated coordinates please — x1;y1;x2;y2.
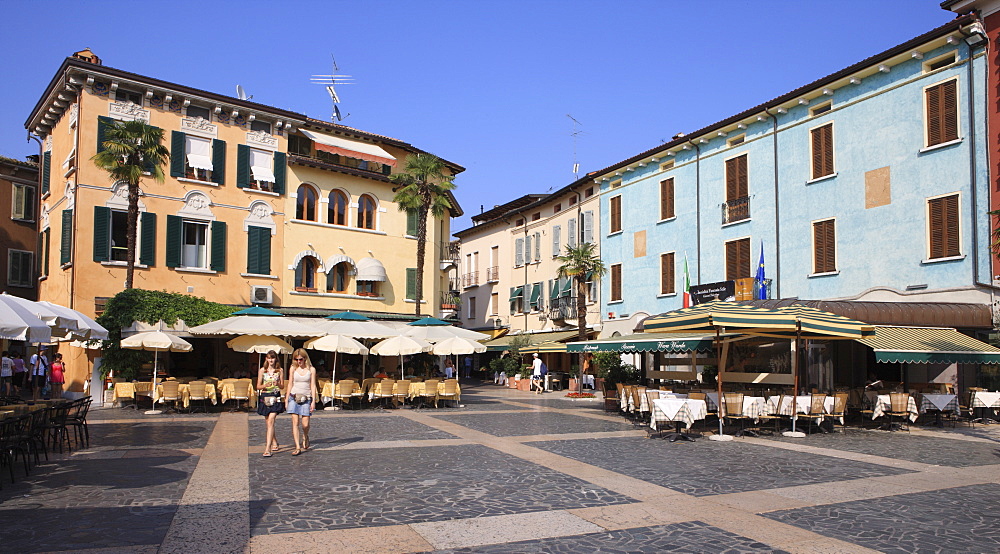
1;1;956;232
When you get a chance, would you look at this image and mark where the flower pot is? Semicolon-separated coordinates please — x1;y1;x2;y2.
569;378;580;391
508;377;520;389
595;377;606;392
517;379;531;391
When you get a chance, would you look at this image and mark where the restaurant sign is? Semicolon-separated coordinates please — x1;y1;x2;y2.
689;281;735;305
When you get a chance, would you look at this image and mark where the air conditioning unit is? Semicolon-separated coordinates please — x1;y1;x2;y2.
251;285;273;304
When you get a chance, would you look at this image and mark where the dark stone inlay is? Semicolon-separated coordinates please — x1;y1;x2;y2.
248;444;634;534
764;483;1000;553
248;413;457;445
426;411;634;437
531;436;912;496
87;421;215;451
434;521;790;553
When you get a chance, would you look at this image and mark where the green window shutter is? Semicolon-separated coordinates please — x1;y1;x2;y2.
92;206;111;262
144;126;161;174
406;210;417;236
259;228;271;275
41;152;51;195
42;229;50;277
382;164;392;176
60;209;73;265
139;212;156;266
236;145;250;188
211;139;226;184
509;287;516;315
273;151;287;195
406;268;417;300
97;116;112;154
246;226;261;274
170;131;186;177
165;215;182;268
211;220;227;272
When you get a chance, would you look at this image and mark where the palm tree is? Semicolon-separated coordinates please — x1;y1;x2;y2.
391;154;456;316
556;242;607;392
91;119;169;289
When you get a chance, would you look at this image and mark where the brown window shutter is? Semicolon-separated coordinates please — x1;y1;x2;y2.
726;158;738;201
736;155;749;197
825;220;836;272
929;197;945;259
660;252;675;295
660;178;674;220
927;85;942;146
930;194;960;258
738;238;750;279
611;196;622;232
813;220;836;273
943;194;959;256
611;265;622;301
812;124;834;179
823;124;834;176
942;80;958;143
811;127;823;179
726;240;749;281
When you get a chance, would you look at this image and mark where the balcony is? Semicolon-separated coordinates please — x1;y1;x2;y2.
440;291;461;311
722;196;750;225
549;296;577;321
462;271;480;288
448;277;461;293
486;266;500;283
440;241;460;270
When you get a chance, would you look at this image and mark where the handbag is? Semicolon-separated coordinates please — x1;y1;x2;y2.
295;394;309;405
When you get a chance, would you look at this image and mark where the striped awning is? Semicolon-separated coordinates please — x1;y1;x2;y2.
763;305;875;340
567;332;718;353
856;326;1000;364
643;300;794;333
483;330;579;352
521;341;568;354
298;129;397;167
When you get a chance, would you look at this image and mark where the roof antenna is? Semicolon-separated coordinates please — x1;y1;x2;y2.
311;54;354;122
236;84;252;101
567;114;584;179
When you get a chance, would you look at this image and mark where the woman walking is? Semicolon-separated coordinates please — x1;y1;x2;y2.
256;350;285;457
286;348;317;456
49;352;66;399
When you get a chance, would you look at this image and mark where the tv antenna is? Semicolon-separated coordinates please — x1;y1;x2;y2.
310;54;354;122
567;114;584;178
235;84;252;101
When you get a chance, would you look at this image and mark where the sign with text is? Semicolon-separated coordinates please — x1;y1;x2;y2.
689;281;735;305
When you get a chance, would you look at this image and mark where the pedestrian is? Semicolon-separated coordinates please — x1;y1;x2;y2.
1;351;12;397
256;350;285;457
11;352;26;396
285;348;317;456
444;358;455;379
29;349;49;401
529;353;544;394
49;352;66;399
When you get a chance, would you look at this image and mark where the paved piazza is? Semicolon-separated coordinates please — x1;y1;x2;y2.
2;384;999;553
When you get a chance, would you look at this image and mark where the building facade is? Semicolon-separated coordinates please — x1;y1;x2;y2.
25;50;462;392
1;155;40;300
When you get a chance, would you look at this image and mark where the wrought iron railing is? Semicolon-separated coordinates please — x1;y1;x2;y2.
722;195;750;224
440;292;461;309
441;241;461;264
549;296;577;320
486;266;499;282
462;271;480;288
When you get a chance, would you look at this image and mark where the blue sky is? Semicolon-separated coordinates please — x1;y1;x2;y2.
2;1;956;232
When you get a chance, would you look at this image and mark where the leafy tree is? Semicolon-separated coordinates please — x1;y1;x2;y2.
91;120;169;289
556;242;607;392
391;154;456;315
96;289;236;379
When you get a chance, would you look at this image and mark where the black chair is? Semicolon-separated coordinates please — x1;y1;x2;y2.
0;415;31;485
66;397;93;448
42;404;72;454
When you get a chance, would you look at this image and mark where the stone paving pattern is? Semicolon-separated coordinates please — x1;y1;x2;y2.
4;381;1000;553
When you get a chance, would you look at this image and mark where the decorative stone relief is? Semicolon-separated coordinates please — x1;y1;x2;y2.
69;103;78;128
64;181;75;209
40;205;50;231
243;200;276;233
177;191;215;220
180;117;218;138
246;130;277;150
108;101;150;123
106;181;147;211
45;135;53;151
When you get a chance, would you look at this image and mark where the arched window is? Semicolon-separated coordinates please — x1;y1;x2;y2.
357;194;376;230
328;190;348;226
296;185;317;221
326;261;350;293
295;256;319;291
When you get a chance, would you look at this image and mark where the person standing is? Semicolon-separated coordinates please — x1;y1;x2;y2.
256;350;285;457
529;353;544;394
444;358;455;379
11;352;26;396
285;348;317;456
1;351;12;397
49;352;66;399
29;349;49;401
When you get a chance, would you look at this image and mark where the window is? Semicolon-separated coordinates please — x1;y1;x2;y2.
328;190;348;226
171;131;224;185
582;211;594;243
246;226;271;275
928;194;960;259
249;148;275;191
925;79;959;147
250;120;272;134
810;102;832;117
660;160;675;171
724;154;750;224
524;234;533;264
568;196;577;206
585;272;596;303
812;219;836;273
810;123;834;179
184;135;215;182
295;256;319;292
530;281;543;311
533;232;541;262
288;134;312;156
659;178;675;220
296;185;318;221
182;221;209;269
509;286;524;314
660;252;675;295
406;268;417;300
7;250;33;287
585;187;594;197
725;237;751;280
115;89;142;105
609;195;622;233
553;203;561;213
515;218;525;227
12;183;35;221
611;180;621;188
727;135;745;147
357;280;378;297
490;292;499;315
468;296;477;320
109;210;129;262
531;212;540;221
39;228;50;278
610;264;622;302
551;225;561;257
924;53;956;73
186;105;211;120
568;218;577;248
357;194;377;230
327;262;350;293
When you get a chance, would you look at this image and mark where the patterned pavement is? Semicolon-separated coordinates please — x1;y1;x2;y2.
2;381;1000;553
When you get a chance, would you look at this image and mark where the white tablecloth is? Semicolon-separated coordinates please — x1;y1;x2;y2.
971;391;1000;408
871;394;919;422
651;398;708;430
768;395;835;416
920;393;958;412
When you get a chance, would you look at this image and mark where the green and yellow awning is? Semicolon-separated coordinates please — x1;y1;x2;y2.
483;330;579;352
857;326;1000;364
567;332;718;353
521;341;568;354
642;301;794;333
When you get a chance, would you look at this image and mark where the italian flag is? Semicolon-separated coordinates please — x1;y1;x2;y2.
683;254;692;308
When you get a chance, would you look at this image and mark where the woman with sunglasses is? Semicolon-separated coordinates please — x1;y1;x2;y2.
256;350;285;457
286;348;317;456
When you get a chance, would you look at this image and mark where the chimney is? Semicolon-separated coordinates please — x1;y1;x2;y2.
72;48;101;65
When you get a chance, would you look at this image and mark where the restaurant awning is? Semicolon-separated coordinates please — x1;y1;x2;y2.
521;341;568;354
856;326;1000;364
483;330;579;351
567;332;719;353
298;129;397;167
355;257;387;282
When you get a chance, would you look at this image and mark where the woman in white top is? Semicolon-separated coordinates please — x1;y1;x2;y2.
285;348;317;456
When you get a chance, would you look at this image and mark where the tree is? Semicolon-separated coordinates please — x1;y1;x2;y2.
91;120;169;289
391;154;456;316
556;242;607;392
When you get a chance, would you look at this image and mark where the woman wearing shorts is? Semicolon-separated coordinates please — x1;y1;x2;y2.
256;350;285;457
285;348;317;456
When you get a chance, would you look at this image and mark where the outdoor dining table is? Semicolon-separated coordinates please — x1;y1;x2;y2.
155;382;219;409
217;379;257;409
650;397;708;442
113;382;156;408
918;393;958;427
768;395;836;416
870;394;920;422
708;394;770;420
407;381;462;407
970;390;1000;423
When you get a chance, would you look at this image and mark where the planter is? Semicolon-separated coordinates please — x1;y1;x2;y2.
517;379;532;391
595;377;606;392
508;376;520;389
569;378;580;392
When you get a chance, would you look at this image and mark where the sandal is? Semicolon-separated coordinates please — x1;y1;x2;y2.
291;449;302;456
262;451;272;457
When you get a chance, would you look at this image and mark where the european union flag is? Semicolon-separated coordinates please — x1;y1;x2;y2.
755;242;766;300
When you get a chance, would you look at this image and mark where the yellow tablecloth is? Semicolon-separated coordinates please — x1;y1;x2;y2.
218;379;258;408
321;381;361;401
407;381;461;407
156;383;218;408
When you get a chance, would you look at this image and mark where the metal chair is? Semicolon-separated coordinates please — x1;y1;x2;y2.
799;394;828;434
187;381;210;413
886;392;912;432
823;392;848;432
723;392;753;437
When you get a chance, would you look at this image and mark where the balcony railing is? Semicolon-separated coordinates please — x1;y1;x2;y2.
440;291;461;310
486;266;499;282
448;277;461;293
462;271;480;288
722;196;750;225
549;296;577;321
441;241;461;265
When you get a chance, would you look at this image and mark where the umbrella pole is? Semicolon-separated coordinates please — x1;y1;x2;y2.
784;323;806;438
145;351;163;415
716;326;724;437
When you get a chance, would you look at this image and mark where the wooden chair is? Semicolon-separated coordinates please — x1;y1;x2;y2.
799;394;828;434
722;392;753;437
644;389;662;436
630;386;648;427
159;380;182;413
603;387;619;413
887;392;912;432
187;381;210;413
757;393;784;435
392;380;411;408
438;380;460;408
823;392;848;432
373;380;395;409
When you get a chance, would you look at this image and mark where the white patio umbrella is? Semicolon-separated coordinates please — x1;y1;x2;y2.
0;293;78;339
404;325;490;343
226;335;293;354
319;319;397;339
305;334;369;409
37;301;109;340
370;335;432;380
432;336;487;356
119;331;192;415
189;315;324;337
0;296;52;343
